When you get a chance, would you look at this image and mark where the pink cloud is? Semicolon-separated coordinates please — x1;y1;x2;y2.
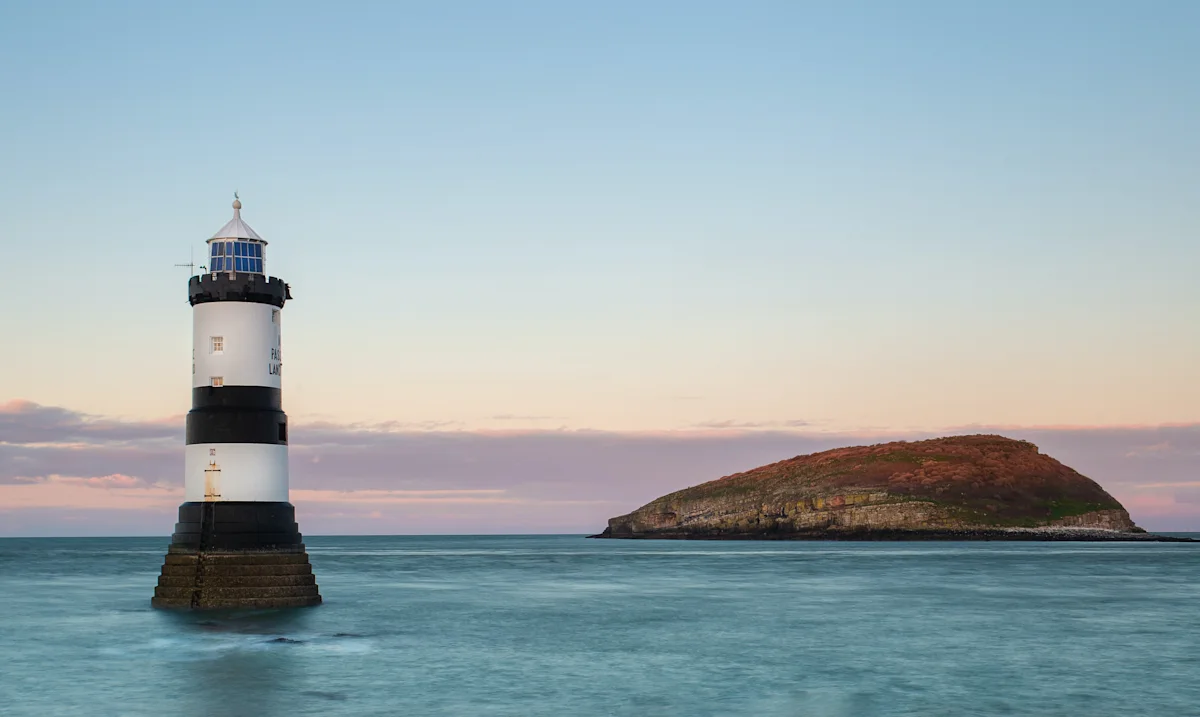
0;474;182;510
75;473;144;489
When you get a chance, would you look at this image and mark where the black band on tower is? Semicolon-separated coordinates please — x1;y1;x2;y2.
189;273;290;308
192;386;282;411
186;408;288;445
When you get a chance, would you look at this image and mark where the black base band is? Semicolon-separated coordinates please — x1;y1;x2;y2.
169;501;305;551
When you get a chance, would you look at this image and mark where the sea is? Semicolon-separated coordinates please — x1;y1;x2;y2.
1;535;1198;717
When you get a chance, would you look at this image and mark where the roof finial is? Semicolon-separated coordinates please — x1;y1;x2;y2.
232;190;242;211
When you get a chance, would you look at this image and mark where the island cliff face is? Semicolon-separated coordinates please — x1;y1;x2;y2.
596;435;1146;540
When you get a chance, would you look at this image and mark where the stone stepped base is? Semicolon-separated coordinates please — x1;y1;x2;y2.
151;547;322;609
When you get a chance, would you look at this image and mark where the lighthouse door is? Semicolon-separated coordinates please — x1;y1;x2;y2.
204;449;222;501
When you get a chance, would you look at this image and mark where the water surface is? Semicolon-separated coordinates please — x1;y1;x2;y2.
1;535;1198;716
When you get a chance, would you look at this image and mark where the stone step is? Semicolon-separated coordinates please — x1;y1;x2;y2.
167;543;308;556
154;584;320;600
153;547;322;610
152;595;323;610
157;573;316;588
163;552;312;566
160;563;313;577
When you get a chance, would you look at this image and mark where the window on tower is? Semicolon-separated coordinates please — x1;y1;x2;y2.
211;336;223;354
210;377;224;387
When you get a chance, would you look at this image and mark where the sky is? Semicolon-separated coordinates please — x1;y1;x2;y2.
1;1;1198;534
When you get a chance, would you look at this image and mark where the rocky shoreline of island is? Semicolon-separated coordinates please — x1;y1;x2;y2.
588;526;1197;542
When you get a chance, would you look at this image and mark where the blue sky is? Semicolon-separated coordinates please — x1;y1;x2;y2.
1;2;1199;532
3;0;1199;430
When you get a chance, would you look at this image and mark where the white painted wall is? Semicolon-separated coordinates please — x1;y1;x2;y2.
185;443;290;502
192;302;283;389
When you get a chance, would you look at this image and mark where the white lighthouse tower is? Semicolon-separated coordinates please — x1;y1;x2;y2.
187;196;287;505
153;196;321;609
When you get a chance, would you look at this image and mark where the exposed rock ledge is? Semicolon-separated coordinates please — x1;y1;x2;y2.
590;435;1195;542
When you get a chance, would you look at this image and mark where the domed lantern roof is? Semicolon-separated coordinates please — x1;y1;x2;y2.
210;194;265;243
207;194;267;274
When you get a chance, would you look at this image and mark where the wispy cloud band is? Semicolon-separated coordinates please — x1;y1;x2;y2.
2;400;1199;535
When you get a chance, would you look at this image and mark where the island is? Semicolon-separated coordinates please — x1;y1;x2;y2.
590;435;1193;541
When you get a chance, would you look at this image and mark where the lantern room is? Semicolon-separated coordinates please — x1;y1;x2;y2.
207;195;267;274
209;239;264;273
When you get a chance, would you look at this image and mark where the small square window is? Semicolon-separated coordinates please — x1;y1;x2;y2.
211;377;224;387
211;336;223;353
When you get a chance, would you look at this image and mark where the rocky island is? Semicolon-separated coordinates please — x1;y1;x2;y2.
592;435;1192;541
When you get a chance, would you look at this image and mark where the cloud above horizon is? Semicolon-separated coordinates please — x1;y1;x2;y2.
2;400;1199;536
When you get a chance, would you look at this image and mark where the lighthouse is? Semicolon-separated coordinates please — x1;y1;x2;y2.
152;197;321;609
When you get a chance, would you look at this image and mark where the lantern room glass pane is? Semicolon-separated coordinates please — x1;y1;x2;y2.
205;241;265;273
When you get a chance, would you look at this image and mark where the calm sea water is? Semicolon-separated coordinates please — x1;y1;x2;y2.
1;535;1199;717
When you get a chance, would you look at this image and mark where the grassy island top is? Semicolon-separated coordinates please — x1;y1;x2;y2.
645;434;1125;527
